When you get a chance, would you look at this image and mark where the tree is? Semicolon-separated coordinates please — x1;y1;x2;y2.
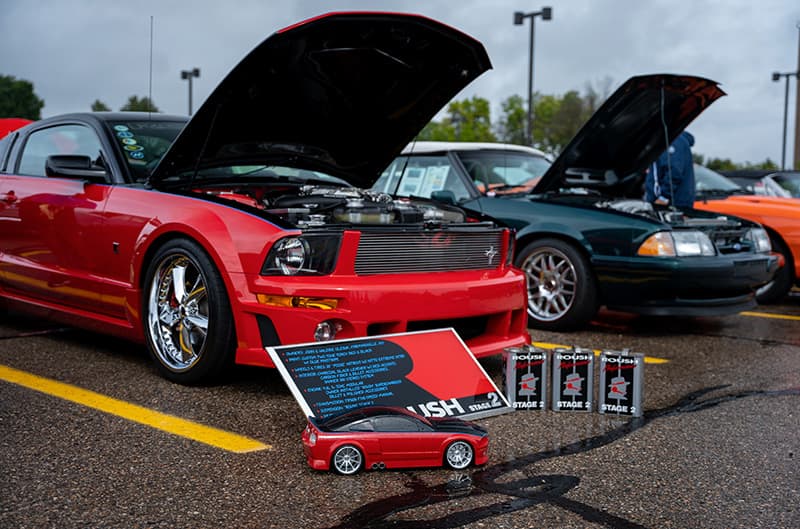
0;74;44;120
91;99;111;112
418;96;496;142
120;95;159;112
496;95;526;145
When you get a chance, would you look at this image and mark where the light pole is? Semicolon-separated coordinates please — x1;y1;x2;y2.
772;70;799;170
180;68;200;116
514;7;552;146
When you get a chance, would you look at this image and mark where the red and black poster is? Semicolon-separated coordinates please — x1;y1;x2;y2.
266;329;511;420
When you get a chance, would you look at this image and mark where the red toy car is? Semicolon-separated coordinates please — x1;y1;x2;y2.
0;13;528;383
301;407;489;475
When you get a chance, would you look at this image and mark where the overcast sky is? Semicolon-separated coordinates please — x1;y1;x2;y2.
2;0;799;165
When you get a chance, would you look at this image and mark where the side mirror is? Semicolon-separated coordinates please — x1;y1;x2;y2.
45;155;108;183
430;190;457;205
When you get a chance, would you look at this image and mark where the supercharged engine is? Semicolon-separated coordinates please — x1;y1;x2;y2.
214;185;467;228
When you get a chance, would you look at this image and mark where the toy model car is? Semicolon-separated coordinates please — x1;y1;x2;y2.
0;13;529;383
301;407;489;475
374;75;780;330
693;164;800;302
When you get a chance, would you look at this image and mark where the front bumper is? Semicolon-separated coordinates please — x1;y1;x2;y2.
593;252;779;315
231;268;530;367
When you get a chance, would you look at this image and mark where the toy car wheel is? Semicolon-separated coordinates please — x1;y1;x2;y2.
756;235;793;304
515;238;598;331
332;445;363;475
444;440;473;470
143;238;235;384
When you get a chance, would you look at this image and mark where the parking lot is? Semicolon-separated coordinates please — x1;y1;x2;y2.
1;296;798;529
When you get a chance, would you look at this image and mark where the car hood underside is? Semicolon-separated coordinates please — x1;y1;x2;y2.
150;12;491;189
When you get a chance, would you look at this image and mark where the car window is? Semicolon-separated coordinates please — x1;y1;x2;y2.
771;174;800;198
17;124;104;177
107;120;185;182
372;416;423;432
456;150;550;194
375;155;471;201
693;164;741;192
345;419;374;432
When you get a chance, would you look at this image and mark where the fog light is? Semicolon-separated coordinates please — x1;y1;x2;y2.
314;320;342;341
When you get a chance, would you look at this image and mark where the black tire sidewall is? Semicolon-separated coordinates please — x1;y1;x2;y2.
142;238;234;384
515;238;598;331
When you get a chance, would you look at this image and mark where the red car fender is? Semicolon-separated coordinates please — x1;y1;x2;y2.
115;190;294;334
327;438;380;467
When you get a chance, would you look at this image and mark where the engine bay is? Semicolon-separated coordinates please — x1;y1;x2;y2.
203;184;467;228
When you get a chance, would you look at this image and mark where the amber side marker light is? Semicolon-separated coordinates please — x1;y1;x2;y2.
637;232;675;256
257;294;339;310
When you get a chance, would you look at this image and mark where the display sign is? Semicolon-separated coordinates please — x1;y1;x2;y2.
503;345;549;410
551;347;594;412
266;329;512;421
599;350;644;417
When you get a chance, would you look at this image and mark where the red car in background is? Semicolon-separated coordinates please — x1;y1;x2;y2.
0;13;529;383
693;164;800;302
302;407;489;474
0;118;33;139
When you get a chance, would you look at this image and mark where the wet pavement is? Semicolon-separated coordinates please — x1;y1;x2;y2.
0;295;798;528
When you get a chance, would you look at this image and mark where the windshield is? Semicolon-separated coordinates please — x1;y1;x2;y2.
694;163;742;194
770;173;800;198
107;120;185;182
457;151;550;194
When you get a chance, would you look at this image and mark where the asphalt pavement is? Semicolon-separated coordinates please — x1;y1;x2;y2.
1;296;798;529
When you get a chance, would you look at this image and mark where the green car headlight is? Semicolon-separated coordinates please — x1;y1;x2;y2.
638;230;716;257
671;230;716;256
262;234;341;276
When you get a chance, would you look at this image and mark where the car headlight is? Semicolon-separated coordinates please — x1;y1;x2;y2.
745;228;771;253
262;234;341;275
309;431;317;446
637;230;716;257
671;230;716;256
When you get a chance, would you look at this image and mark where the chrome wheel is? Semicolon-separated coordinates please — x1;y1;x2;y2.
147;253;209;373
445;441;473;470
332;445;363;475
521;246;577;322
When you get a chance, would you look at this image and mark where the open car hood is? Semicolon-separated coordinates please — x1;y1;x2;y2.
533;74;725;195
150;12;491;188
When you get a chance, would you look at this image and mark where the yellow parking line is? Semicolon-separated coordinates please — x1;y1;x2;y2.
532;342;669;364
0;364;270;453
740;311;800;321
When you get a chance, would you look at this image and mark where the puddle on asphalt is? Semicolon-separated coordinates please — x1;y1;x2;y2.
323;386;800;529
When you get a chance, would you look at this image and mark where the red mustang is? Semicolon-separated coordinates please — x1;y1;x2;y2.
0;13;529;383
302;407;489;474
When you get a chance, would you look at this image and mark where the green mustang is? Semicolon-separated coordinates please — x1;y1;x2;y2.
375;75;779;331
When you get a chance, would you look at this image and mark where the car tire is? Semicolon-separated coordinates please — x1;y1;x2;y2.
515;238;598;331
444;440;473;470
143;238;235;384
756;235;793;304
332;445;363;475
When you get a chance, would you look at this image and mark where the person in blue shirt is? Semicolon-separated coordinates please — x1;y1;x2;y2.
645;131;696;208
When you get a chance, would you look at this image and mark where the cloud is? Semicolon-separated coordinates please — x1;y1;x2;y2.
2;0;798;164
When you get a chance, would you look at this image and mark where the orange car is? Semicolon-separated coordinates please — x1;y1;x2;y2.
694;164;799;302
